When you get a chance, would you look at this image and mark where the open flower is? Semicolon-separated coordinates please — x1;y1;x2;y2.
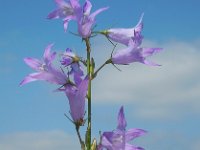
111;39;162;66
103;13;144;46
99;106;147;150
77;0;109;38
65;76;89;125
47;0;81;31
48;0;108;37
20;44;67;86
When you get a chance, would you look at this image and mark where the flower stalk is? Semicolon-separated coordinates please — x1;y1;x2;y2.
75;125;85;150
85;38;92;150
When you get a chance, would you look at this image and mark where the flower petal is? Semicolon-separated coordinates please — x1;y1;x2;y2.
134;13;144;33
117;106;127;130
125;128;147;142
90;7;109;21
101;132;114;150
69;0;80;9
47;9;62;19
24;57;42;71
19;73;40;86
83;0;92;16
63;15;76;32
141;48;162;57
125;143;145;150
43;43;56;65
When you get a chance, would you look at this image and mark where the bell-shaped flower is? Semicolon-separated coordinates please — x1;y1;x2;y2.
48;0;108;37
99;106;147;150
20;44;67;86
111;39;162;66
60;48;84;85
65;76;89;125
47;0;81;32
103;13;144;46
77;0;109;38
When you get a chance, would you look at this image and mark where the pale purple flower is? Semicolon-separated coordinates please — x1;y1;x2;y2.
105;13;144;46
99;106;147;150
48;0;108;37
111;39;162;66
47;0;81;31
65;76;89;125
20;44;67;86
60;48;84;85
77;0;109;38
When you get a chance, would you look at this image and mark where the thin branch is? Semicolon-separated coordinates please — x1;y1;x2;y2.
92;59;111;79
75;125;85;150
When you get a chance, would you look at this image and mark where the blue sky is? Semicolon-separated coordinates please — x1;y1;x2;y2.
0;0;200;149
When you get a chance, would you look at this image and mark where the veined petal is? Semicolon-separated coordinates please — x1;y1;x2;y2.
47;9;62;19
83;0;92;16
101;132;114;150
117;106;127;130
125;128;147;142
24;57;42;71
55;0;69;8
90;7;109;21
125;143;145;150
142;59;161;66
134;13;144;33
111;45;135;65
19;73;40;86
63;15;76;32
30;71;61;84
43;43;56;65
141;48;162;57
70;0;80;9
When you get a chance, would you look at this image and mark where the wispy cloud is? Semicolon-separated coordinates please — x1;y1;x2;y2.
0;130;79;150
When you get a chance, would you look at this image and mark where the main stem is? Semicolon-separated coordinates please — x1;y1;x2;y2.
85;38;92;150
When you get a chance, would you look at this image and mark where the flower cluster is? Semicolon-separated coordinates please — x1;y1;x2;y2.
21;0;162;149
101;13;162;66
20;45;89;126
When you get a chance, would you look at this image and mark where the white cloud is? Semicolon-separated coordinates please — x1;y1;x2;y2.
135;129;199;150
91;38;200;120
0;130;79;150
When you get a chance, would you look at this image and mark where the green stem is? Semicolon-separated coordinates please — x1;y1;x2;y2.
75;125;85;150
85;38;92;150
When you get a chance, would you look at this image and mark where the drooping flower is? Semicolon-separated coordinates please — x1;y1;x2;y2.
102;13;144;46
77;0;109;38
20;44;67;86
99;106;147;150
111;38;162;66
65;76;89;125
60;48;84;85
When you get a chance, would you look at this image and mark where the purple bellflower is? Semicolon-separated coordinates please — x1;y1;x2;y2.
111;39;162;66
48;0;108;37
103;13;144;46
20;44;67;86
60;48;84;85
65;76;89;125
77;0;109;38
47;0;81;32
99;106;147;150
